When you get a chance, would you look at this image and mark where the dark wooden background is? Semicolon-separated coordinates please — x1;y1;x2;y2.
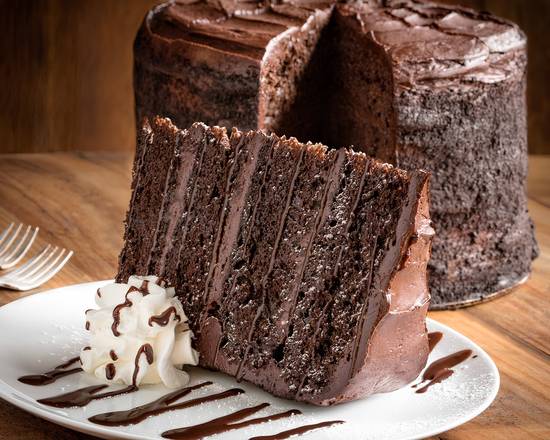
1;0;548;154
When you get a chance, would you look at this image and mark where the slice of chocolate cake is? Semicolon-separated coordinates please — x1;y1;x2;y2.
118;117;433;405
134;0;538;309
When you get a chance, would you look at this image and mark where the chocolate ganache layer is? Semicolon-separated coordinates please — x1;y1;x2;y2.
134;0;537;308
118;117;433;405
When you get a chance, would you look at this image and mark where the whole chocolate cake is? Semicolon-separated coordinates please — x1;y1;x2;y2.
134;0;538;308
117;117;434;405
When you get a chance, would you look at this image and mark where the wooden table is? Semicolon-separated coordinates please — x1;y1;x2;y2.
0;152;548;439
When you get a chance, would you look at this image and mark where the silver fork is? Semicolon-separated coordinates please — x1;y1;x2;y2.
0;223;39;269
0;245;74;291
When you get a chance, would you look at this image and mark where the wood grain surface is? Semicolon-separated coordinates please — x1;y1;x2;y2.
0;152;548;439
1;0;549;155
0;0;158;154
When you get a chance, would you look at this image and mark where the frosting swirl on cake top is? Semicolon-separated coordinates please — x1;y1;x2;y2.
146;0;525;86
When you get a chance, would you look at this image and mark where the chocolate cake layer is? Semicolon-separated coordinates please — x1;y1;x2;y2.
117;117;433;405
133;0;538;308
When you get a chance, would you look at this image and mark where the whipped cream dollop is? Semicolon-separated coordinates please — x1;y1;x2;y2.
80;275;199;388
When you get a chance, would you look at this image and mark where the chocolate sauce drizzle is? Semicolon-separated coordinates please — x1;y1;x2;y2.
111;282;153;336
428;331;443;353
149;306;181;326
161;403;300;439
89;382;242;426
109;280;157;336
415;349;473;394
132;343;154;385
249;420;344;440
18;357;82;386
141;279;150;293
111;287;137;336
106;363;116;380
38;384;137;408
86;380;343;438
89;382;342;439
21;356;343;438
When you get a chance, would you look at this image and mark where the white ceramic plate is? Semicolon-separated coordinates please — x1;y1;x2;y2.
0;281;499;440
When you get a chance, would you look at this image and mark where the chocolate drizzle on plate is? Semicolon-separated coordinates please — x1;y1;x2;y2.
88;382;232;426
427;331;443;353
20;356;344;438
249;420;345;440
18;357;82;386
415;349;473;394
56;357;81;369
88;381;343;438
149;306;181;327
161;403;300;439
38;384;137;408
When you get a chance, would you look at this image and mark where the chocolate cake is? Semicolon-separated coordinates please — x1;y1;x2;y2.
117;117;433;405
133;0;538;309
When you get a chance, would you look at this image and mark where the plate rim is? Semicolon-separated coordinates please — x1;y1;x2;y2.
0;280;500;440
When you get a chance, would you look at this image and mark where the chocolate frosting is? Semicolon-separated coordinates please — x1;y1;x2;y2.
144;0;525;86
313;172;433;404
349;1;525;87
341;177;433;397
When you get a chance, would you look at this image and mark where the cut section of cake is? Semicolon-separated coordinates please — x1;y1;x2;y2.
118;117;434;405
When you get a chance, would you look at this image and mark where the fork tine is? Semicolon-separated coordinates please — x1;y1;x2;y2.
0;223;15;246
25;247;65;283
11;226;39;264
9;245;56;279
0;226;39;269
19;246;60;280
0;223;22;257
7;244;51;277
30;250;73;287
